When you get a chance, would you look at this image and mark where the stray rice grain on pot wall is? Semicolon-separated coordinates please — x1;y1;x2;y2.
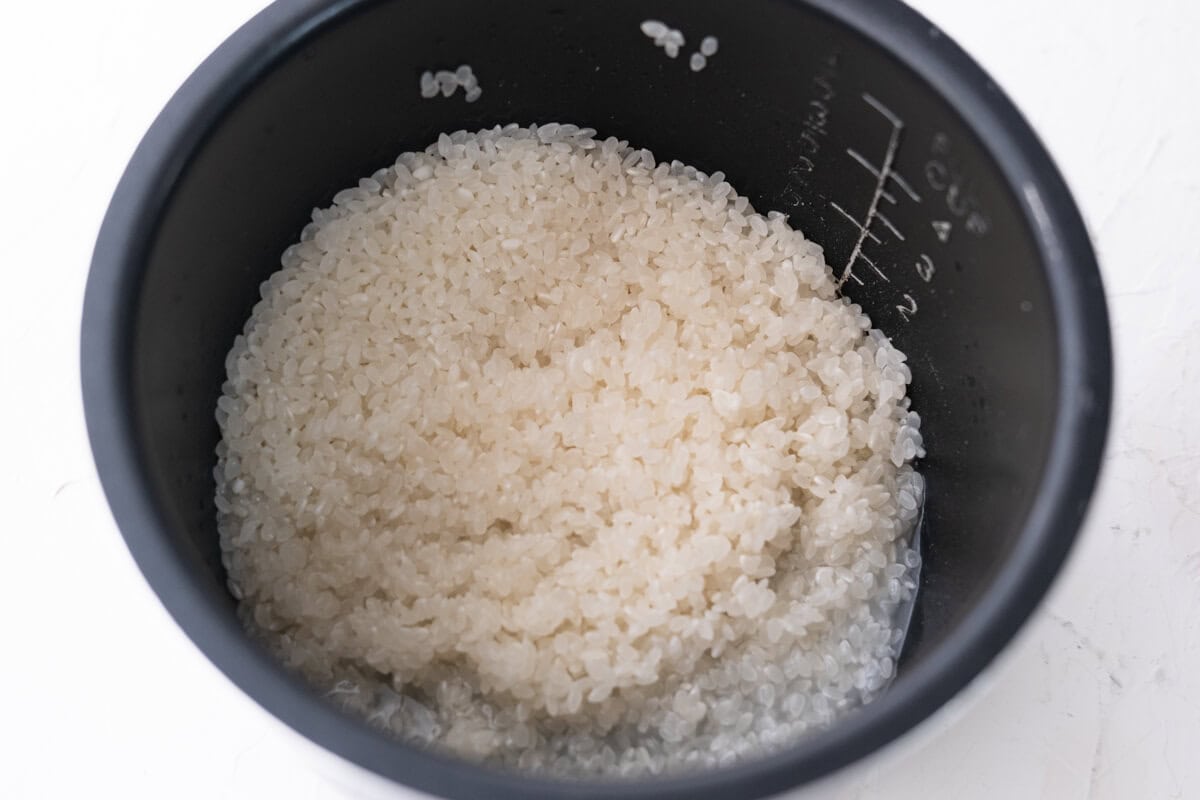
214;123;925;777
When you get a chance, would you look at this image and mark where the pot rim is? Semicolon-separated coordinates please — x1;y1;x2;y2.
81;1;1112;798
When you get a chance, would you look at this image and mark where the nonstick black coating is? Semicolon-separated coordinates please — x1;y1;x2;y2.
82;1;1111;798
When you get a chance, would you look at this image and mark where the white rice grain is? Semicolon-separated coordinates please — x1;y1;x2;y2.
640;20;668;39
216;124;923;778
418;70;437;98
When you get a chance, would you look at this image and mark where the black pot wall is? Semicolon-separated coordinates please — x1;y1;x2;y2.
83;2;1111;799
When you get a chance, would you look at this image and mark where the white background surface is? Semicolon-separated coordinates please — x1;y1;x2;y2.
1;1;1197;797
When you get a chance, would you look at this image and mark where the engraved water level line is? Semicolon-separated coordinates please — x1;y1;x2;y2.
829;93;923;320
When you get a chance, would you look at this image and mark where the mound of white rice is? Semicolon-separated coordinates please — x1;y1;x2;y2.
215;123;924;776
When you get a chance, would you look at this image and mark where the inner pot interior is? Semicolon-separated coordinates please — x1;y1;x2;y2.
127;0;1057;783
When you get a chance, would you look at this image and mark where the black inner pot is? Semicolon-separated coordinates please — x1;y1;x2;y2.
82;1;1111;798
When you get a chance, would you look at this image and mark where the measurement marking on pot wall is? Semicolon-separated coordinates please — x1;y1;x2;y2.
931;219;952;243
875;211;905;241
832;93;922;288
856;252;889;283
829;201;881;245
844;148;921;204
916;254;935;282
844;149;896;205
